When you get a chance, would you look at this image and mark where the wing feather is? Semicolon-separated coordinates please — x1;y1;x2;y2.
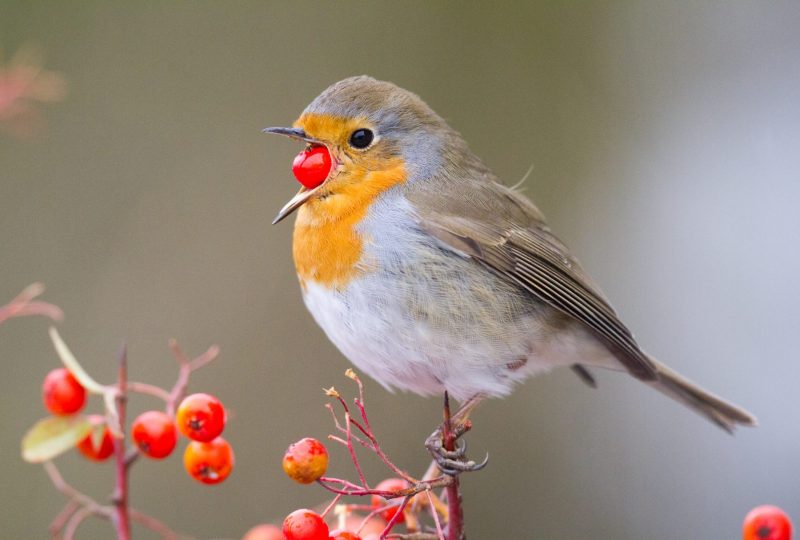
410;179;657;380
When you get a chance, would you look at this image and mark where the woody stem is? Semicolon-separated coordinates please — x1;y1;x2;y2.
442;392;464;540
111;344;131;540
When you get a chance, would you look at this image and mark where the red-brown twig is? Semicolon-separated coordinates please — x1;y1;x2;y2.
167;340;219;417
63;506;94;540
111;344;131;540
380;494;412;538
441;393;463;540
326;373;417;486
129;508;187;540
43;461;112;539
125;381;172;402
44;461;111;517
350;372;418;484
49;500;79;539
320;494;344;519
426;489;445;539
318;372;459;539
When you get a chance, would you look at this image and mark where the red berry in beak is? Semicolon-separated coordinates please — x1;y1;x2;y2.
292;145;331;189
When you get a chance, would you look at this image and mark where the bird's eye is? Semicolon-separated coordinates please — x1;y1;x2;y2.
349;128;374;149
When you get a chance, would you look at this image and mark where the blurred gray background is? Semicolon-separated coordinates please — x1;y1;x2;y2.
2;2;799;539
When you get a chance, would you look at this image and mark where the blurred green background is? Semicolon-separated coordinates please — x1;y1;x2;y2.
2;2;799;538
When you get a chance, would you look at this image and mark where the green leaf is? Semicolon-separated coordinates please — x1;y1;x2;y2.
21;415;92;463
48;327;106;394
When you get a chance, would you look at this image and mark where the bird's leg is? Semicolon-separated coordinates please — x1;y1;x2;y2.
425;392;488;475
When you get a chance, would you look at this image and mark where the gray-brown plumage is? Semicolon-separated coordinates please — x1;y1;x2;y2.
269;75;757;433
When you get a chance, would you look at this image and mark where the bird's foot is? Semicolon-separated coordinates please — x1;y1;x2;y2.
425;393;489;476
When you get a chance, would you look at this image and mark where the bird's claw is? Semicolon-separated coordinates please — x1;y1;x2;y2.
435;452;490;476
425;425;488;476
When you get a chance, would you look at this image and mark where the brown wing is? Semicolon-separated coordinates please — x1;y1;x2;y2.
408;178;658;381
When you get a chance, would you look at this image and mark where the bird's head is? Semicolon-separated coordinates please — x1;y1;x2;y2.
265;76;467;224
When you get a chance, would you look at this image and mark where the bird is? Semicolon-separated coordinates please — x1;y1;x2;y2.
264;76;755;469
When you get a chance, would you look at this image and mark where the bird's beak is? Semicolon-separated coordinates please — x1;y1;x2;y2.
262;126;323;145
263;126;328;224
271;187;315;225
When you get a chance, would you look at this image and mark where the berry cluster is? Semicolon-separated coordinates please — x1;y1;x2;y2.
11;286;796;539
276;435;420;540
177;393;234;484
241;371;452;540
12;287;232;540
41;368;115;460
40;367;234;484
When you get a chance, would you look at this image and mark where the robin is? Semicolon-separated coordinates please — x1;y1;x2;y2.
265;76;755;472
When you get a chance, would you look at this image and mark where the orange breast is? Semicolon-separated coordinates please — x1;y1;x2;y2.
292;158;407;290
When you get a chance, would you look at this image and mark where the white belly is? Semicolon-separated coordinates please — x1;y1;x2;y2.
301;271;613;400
296;193;619;400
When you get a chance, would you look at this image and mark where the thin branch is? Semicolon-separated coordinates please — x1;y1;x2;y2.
0;282;63;324
50;500;79;539
125;381;171;403
43;461;110;516
124;446;140;469
189;345;219;371
129;508;187;540
327;375;417;486
167;340;219;417
320;494;343;519
425;489;445;540
344;411;368;487
380;494;412;538
353;395;416;484
111;344;131;540
62;507;95;540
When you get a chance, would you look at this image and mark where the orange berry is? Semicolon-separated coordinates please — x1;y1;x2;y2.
183;437;234;484
282;437;328;484
176;393;226;442
282;509;329;540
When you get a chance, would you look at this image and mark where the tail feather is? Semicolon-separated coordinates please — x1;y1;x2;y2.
646;357;757;433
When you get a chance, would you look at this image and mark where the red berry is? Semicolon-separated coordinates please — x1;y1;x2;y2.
132;410;177;459
282;509;329;540
42;368;86;415
743;505;793;540
328;531;361;540
292;145;332;189
176;393;225;442
77;416;114;461
242;523;285;540
282;437;328;484
370;478;409;524
183;437;234;484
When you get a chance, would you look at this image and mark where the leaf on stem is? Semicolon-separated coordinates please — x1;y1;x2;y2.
22;415;92;463
48;327;106;394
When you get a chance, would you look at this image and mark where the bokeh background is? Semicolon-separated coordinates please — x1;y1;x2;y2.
2;2;799;539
